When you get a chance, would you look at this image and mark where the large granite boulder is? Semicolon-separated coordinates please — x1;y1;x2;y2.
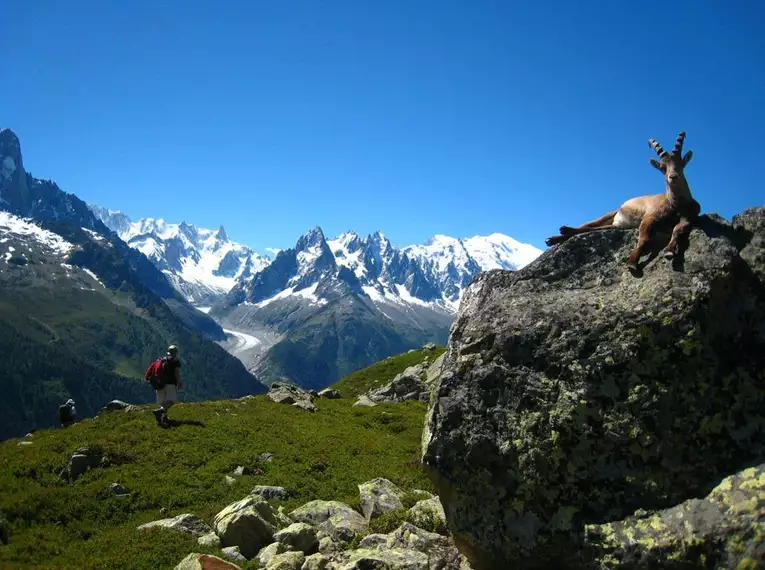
268;382;316;412
422;211;765;569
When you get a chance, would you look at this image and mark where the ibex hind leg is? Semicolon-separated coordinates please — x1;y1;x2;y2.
560;210;619;235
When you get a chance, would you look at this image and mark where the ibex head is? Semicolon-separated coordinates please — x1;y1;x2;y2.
648;132;693;186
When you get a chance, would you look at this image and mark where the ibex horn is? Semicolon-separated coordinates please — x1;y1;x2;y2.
672;131;686;155
649;138;668;158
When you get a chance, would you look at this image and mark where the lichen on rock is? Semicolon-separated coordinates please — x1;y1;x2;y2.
422;210;765;569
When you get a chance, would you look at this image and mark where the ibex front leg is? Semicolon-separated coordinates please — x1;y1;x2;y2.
626;215;656;271
663;217;691;260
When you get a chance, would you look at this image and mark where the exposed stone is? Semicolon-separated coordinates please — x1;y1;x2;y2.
224;475;236;486
367;364;427;404
251;485;289;500
99;400;130;413
301;552;329;570
335;548;429;570
60;447;104;480
351;395;376;407
317;388;342;399
266;550;305;570
408;497;447;534
358;478;406;520
422;214;765;569
257;542;288;567
273;522;319;554
289;500;368;543
268;382;316;412
107;482;130;496
174;553;242;570
138;513;213;537
423;342;437;351
214;495;292;559
197;531;221;548
220;546;247;563
259;452;275;462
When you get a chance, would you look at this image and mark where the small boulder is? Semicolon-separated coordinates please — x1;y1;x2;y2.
422;342;437;351
108;482;130;496
366;365;428;404
17;441;32;446
61;447;104;481
100;400;130;413
336;548;429;570
197;532;221;548
259;452;274;462
358;478;406;521
214;495;292;559
289;500;368;543
220;546;247;563
352;395;376;407
268;383;316;412
251;485;289;500
174;553;242;570
224;476;236;486
138;513;213;537
408;496;447;534
273;522;319;554
301;552;329;570
317;388;342;399
265;551;305;570
256;542;288;567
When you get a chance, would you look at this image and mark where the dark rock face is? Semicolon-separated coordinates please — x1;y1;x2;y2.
422;210;765;570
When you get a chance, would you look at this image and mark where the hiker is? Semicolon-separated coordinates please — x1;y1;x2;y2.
145;345;183;426
59;399;76;427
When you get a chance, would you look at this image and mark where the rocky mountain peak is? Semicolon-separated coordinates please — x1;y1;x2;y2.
0;128;23;169
296;226;326;251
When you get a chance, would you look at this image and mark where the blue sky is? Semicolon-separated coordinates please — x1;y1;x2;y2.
1;1;763;253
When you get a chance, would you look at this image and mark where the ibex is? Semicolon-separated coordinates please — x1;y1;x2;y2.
545;132;701;271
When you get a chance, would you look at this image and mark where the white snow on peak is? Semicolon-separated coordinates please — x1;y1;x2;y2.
0;211;74;257
255;282;327;309
90;205;271;304
328;232;367;280
463;233;542;271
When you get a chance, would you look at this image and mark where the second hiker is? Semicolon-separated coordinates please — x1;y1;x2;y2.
145;345;183;426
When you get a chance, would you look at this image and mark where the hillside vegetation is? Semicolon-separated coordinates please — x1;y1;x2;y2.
0;348;442;570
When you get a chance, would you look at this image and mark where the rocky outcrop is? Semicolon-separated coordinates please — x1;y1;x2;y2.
318;388;342;399
273;522;319;553
213;495;292;559
356;354;445;407
289;500;368;544
422;211;765;569
358;478;406;521
174;553;242;570
408;496;447;534
59;447;106;481
268;382;317;412
137;513;213;536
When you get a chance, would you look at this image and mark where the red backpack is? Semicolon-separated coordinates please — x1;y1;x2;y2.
144;357;169;390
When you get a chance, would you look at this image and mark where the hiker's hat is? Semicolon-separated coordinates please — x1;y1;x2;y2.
167;344;179;356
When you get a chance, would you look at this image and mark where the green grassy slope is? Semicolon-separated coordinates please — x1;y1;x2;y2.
0;349;441;570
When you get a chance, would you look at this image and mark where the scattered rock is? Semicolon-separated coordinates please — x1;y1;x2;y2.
99;400;130;413
214;495;292;559
273;522;319;554
317;388;341;399
358;478;406;521
174;553;242;570
268;382;316;412
251;485;289;500
336;547;430;570
367;365;427;404
108;482;130;496
224;475;236;486
289;500;367;543
265;550;306;570
220;546;247;563
422;213;765;569
232;466;245;476
138;513;213;537
317;536;341;554
408;497;447;533
259;452;274;462
60;447;105;481
256;542;288;567
197;532;221;548
422;342;437;351
351;395;376;407
301;552;329;570
17;441;32;446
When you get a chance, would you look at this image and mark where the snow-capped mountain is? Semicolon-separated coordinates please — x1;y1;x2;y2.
89;205;271;306
211;225;542;388
223;226;542;316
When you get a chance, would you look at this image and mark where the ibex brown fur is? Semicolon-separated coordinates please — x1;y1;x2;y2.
545;132;701;271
